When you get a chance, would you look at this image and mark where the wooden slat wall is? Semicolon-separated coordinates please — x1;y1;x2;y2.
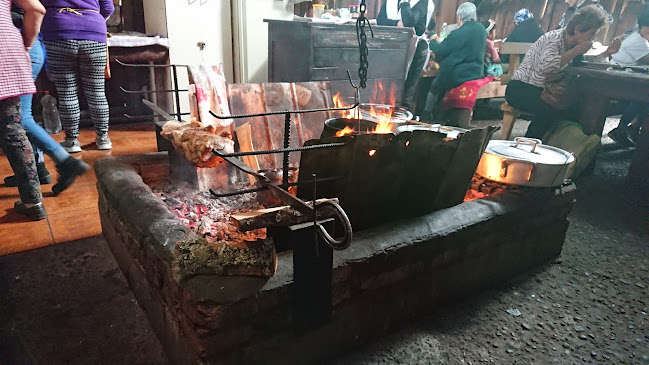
476;0;647;45
297;0;647;45
225;82;334;170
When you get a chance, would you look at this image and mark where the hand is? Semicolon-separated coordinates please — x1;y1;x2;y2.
574;40;594;55
397;20;404;28
604;38;621;57
429;34;439;42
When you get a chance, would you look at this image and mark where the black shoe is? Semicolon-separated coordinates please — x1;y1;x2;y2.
14;201;47;221
3;162;52;187
627;128;640;145
607;127;635;147
52;157;91;196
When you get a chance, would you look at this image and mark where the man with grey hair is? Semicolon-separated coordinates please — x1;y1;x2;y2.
422;2;486;121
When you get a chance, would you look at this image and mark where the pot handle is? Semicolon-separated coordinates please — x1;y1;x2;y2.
501;159;536;181
513;137;542;154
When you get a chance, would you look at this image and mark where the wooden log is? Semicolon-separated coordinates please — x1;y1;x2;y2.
231;198;340;232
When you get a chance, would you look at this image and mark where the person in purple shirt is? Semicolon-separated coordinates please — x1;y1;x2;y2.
41;0;114;153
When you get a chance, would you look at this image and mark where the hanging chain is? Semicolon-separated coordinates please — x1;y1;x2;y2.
356;0;373;89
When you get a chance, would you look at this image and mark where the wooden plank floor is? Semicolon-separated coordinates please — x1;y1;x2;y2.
0;122;157;256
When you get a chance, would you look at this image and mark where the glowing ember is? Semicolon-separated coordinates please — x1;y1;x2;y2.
336;125;355;137
368;149;377;157
333;92;356;119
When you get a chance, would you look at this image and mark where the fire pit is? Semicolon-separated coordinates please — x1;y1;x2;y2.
98;76;576;364
97;150;576;365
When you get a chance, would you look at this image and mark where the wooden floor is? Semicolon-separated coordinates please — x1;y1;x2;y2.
0;122;157;256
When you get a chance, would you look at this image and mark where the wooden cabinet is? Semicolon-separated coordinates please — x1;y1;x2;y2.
265;20;416;103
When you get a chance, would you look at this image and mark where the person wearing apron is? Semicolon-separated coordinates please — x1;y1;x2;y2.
377;0;435;111
0;0;46;220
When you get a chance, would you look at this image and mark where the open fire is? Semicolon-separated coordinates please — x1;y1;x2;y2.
331;81;400;136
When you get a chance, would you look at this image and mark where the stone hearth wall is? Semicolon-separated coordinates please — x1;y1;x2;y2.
95;153;575;365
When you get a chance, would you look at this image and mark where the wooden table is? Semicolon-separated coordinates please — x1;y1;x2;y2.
568;66;649;201
567;66;649;136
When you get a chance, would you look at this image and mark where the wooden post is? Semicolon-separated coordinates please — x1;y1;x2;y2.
437;0;458;33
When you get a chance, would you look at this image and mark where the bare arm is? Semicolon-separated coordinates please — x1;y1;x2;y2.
12;0;44;48
561;41;592;66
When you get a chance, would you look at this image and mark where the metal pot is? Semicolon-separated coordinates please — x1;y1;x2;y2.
476;137;575;187
321;118;404;139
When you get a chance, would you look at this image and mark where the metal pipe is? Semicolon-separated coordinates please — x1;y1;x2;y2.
283;113;291;186
214;142;346;158
171;65;182;122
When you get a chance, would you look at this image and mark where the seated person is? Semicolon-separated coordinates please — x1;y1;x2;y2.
482;19;503;77
505;5;616;139
557;0;613;29
422;2;485;121
607;12;649;146
502;8;544;63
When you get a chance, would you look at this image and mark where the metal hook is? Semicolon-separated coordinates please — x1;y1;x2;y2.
346;70;360;106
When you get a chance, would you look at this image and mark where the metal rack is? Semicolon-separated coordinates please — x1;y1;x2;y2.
144;71;362;331
116;59;189;122
207;71;360;194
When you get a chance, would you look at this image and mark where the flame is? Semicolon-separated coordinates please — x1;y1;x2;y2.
333;92;355;119
367;105;395;134
331;82;399;134
335;126;355;137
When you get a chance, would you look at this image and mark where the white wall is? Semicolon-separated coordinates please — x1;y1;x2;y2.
232;0;294;83
165;0;234;81
143;0;234;115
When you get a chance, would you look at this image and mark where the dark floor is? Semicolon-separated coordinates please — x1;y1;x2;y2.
0;115;646;364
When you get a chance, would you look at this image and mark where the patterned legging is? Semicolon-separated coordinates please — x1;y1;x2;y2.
0;97;42;205
44;40;109;139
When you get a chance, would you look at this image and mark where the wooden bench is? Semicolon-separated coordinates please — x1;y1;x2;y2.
497;42;534;139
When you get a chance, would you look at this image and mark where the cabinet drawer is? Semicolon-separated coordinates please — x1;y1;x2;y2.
312;48;408;81
312;25;413;49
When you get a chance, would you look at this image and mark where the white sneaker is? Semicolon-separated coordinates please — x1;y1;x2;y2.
60;137;82;153
96;134;112;150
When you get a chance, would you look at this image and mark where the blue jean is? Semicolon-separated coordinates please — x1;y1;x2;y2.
20;37;69;165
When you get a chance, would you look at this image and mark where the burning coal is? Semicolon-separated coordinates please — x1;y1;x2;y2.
154;185;266;244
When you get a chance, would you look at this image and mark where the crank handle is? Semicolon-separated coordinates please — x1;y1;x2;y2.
315;200;353;250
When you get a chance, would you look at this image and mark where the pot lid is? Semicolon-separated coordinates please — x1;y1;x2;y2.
396;124;467;138
485;138;575;165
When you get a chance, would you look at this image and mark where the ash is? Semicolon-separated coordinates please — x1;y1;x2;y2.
153;184;266;244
